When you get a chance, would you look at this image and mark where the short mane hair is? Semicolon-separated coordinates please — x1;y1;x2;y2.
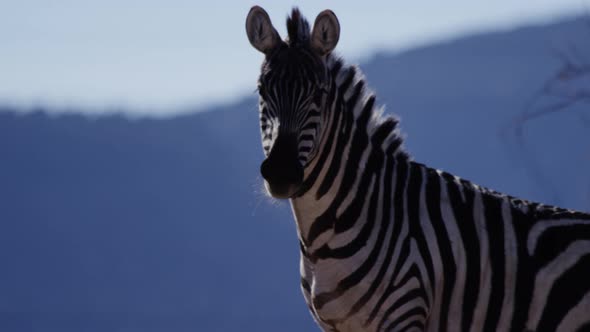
286;8;311;47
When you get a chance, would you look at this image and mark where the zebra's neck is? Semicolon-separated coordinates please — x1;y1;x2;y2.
291;57;409;250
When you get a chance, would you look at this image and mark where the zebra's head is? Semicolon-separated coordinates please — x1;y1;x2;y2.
246;6;340;199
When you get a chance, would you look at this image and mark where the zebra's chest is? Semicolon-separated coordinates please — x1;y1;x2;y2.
300;254;379;332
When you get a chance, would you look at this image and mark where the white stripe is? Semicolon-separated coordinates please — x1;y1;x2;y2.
469;190;491;332
496;199;517;332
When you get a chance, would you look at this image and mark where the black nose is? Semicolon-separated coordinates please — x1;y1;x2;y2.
260;136;303;187
260;157;303;186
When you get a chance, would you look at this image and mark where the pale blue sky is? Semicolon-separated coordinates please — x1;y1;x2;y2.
0;0;587;116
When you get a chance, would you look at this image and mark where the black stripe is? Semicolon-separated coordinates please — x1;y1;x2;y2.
576;321;590;332
299;134;314;141
372;118;396;144
445;174;480;332
534;224;590;264
307;109;321;118
300;121;318;132
301;277;311;293
383;306;428;332
399;319;426;332
388;137;404;158
406;163;436;302
329;60;344;80
482;194;505;332
509;207;536;332
298;146;311;153
299;240;309;258
425;168;456;332
537;254;590;331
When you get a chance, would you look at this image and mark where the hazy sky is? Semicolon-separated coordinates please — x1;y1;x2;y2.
1;0;588;115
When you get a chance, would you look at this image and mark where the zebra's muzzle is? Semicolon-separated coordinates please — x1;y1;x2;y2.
260;135;303;199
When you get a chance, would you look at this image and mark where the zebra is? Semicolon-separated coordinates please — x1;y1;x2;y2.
245;6;590;332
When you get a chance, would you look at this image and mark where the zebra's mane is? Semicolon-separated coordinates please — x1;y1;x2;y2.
329;56;410;161
286;8;311;47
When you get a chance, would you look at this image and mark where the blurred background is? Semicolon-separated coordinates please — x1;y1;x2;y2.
1;1;589;331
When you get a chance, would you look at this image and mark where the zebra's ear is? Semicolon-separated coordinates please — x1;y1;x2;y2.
311;10;340;56
246;6;281;55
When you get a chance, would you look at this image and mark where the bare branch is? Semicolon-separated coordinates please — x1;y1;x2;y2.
502;17;590;208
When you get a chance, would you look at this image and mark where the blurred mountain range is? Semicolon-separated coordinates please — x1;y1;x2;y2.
1;16;589;332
